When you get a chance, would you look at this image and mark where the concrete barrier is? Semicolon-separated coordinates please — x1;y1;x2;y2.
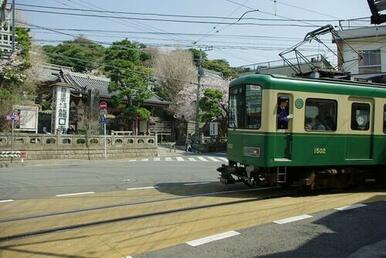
0;134;157;160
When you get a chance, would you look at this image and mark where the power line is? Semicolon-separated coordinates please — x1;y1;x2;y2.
27;27;305;41
268;0;340;20
32;37;324;51
68;0;185;43
18;8;323;27
224;0;319;27
16;3;364;22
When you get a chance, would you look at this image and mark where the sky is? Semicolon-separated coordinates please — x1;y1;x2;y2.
15;0;372;67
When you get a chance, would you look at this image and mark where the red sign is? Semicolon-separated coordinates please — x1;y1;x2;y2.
99;101;107;110
5;114;19;121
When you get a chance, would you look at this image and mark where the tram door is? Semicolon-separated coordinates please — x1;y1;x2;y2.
275;95;293;161
345;98;374;160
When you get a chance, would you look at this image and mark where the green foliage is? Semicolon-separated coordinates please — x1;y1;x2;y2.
104;40;153;120
188;48;208;67
199;88;224;122
188;49;247;79
42;36;105;72
15;28;32;66
0;28;35;130
203;59;233;78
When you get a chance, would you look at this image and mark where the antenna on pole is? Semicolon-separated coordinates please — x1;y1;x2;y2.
11;0;15;53
274;0;277;16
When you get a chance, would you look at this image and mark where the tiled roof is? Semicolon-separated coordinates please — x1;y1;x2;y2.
61;70;169;105
62;70;111;97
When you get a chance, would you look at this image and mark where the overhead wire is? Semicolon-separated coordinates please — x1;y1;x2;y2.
65;0;187;44
16;3;367;22
27;27;306;41
192;0;251;46
17;8;324;27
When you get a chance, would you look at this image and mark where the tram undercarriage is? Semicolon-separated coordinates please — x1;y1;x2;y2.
217;162;386;190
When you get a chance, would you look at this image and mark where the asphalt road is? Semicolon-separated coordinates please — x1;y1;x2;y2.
138;200;386;258
0;155;227;200
0;157;385;258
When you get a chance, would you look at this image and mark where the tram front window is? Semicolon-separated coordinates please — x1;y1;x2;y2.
229;85;262;129
245;85;262;129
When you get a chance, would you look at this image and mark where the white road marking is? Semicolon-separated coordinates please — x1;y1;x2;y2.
141;158;149;161
122;256;133;258
128;160;136;162
127;186;158;191
188;157;197;161
186;231;240;247
153;157;161;161
164;157;172;161
183;182;212;186
56;192;95;197
206;157;222;162
197;156;209;162
274;214;313;224
176;157;184;161
334;203;367;211
121;179;131;182
0;199;14;203
217;157;228;162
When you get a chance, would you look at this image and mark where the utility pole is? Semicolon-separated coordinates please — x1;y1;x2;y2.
11;0;15;53
195;48;203;143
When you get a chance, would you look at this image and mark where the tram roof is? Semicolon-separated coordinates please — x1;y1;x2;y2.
230;74;386;98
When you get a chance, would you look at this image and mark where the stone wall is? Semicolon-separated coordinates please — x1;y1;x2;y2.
0;133;157;160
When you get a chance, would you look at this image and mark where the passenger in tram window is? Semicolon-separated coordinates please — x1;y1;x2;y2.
312;116;326;130
277;97;293;129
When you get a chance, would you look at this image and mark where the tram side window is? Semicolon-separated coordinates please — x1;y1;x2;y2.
351;103;370;131
383;105;386;133
304;99;337;131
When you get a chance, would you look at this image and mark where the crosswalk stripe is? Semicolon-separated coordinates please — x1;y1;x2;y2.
217;157;228;162
188;157;197;161
128;160;136;162
164;157;172;161
153;157;161;161
141;158;149;161
176;157;184;161
197;156;209;161
206;157;222;162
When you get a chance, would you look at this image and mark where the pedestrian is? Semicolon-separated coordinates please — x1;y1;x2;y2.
185;133;192;152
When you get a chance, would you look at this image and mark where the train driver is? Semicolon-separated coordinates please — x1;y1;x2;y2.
277;97;293;129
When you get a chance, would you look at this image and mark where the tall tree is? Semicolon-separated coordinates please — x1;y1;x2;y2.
104;40;153;124
199;88;226;122
188;48;208;67
154;49;196;115
42;36;105;73
199;88;228;137
0;28;36;131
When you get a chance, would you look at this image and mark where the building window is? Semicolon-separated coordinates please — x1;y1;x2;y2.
358;50;381;74
304;98;337;131
351;103;370;131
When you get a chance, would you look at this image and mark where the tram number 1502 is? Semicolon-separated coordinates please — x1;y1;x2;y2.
313;147;327;155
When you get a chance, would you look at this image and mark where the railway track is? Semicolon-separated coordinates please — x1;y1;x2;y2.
0;185;385;258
